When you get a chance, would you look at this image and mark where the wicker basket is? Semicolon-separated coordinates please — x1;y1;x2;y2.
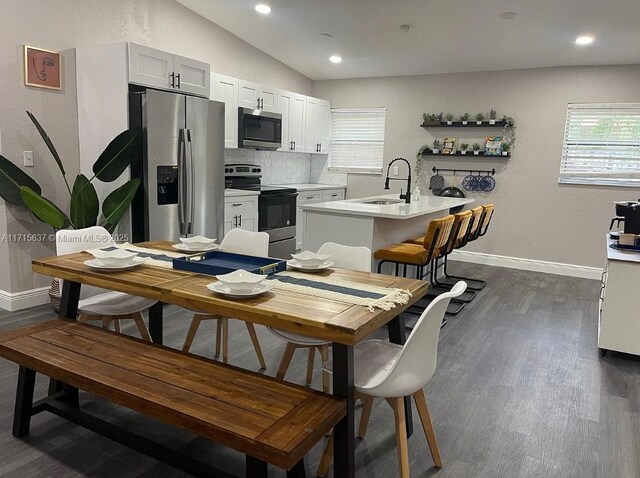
48;278;61;313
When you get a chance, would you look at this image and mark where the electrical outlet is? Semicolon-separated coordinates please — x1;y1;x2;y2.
23;151;34;167
393;165;399;176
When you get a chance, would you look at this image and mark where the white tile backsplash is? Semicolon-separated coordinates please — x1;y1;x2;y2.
225;149;347;186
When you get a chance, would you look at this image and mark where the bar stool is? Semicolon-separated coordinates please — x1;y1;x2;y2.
374;215;455;280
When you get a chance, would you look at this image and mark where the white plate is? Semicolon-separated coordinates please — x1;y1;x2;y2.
287;260;335;272
84;257;146;271
172;243;220;253
207;281;274;299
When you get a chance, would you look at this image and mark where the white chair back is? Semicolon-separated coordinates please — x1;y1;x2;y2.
367;281;467;398
56;226;116;300
317;242;371;272
219;228;269;256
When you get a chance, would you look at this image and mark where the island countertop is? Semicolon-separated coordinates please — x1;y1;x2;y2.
301;193;474;219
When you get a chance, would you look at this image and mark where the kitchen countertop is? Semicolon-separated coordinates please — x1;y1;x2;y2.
224;188;260;197
267;183;347;191
607;235;640;263
301;193;474;219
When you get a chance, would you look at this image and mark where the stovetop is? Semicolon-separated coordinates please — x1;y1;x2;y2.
229;184;297;195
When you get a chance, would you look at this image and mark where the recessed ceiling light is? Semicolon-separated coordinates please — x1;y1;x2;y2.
255;4;271;14
329;55;342;64
500;12;516;20
575;35;594;45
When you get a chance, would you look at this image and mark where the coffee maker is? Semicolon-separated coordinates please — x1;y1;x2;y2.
625;203;640;234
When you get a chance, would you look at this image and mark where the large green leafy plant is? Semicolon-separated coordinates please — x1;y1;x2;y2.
0;111;142;232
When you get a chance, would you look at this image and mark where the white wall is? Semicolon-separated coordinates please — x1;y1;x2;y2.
0;0;312;295
312;65;640;268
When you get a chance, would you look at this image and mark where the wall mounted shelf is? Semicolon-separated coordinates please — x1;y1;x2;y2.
419;151;510;159
420;120;511;128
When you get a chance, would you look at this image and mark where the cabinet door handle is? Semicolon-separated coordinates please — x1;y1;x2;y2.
289;141;293;151
319;143;322;152
238;214;242;227
233;215;238;227
232;203;242;207
331;194;338;197
261;97;264;109
293;140;296;150
169;72;175;88
176;73;181;89
306;196;315;200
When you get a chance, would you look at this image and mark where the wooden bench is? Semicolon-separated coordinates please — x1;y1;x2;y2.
0;320;346;478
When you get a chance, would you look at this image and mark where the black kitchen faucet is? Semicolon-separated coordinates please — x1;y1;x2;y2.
384;157;412;204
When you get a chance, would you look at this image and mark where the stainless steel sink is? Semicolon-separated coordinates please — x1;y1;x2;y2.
359;198;404;205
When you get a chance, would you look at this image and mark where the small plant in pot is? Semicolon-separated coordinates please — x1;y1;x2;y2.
460;143;469;155
489;108;497;125
501;142;511;156
445;112;454;125
475;112;485;125
460;113;470;125
432;139;441;154
472;142;482;155
422;112;441;126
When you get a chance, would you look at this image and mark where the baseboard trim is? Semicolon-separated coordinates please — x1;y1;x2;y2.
0;286;51;312
449;250;603;280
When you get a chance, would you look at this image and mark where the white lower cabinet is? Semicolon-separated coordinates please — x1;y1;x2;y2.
224;194;258;238
296;188;346;251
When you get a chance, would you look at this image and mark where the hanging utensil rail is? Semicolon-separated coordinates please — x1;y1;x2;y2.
432;167;496;175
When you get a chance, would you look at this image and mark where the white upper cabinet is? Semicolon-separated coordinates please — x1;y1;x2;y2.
238;80;278;112
210;73;238;149
278;89;306;152
128;43;173;90
305;96;330;154
127;43;210;97
173;55;210;97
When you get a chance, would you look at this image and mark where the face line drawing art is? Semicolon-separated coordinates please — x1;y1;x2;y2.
32;56;56;82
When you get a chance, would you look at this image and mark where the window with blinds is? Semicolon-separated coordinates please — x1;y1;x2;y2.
329;108;386;173
559;103;640;187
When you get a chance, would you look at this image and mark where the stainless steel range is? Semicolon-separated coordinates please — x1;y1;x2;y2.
225;164;297;259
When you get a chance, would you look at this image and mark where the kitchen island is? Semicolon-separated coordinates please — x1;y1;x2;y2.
302;193;473;269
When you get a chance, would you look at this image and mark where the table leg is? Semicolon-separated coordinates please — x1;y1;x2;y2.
59;280;81;320
148;302;164;345
332;343;355;478
387;315;414;437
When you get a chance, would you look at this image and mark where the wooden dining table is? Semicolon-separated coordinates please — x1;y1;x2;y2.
32;240;428;478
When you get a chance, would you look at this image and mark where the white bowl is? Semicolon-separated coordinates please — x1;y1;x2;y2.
291;251;330;268
215;269;267;293
90;249;138;266
179;235;217;250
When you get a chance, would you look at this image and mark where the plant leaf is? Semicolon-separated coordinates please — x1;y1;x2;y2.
92;129;142;182
70;174;99;229
102;179;140;229
0;154;42;205
20;186;72;229
26;111;65;176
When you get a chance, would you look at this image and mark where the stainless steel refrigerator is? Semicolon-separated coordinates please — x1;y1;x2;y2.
129;88;225;243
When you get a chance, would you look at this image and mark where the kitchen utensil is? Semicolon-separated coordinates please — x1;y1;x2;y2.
429;172;445;195
84;257;146;271
439;172;466;213
89;249;139;266
179;235;217;250
615;200;640;217
462;173;474;191
479;173;496;192
172;243;219;253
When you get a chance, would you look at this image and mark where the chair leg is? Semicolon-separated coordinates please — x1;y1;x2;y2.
133;312;152;342
215;319;222;357
413;389;443;467
275;343;298;381
305;347;315;387
387;397;411;478
358;394;375;438
245;322;267;369
221;318;229;363
319;345;330;393
113;319;121;333
182;314;205;352
316;432;333;477
78;314;91;324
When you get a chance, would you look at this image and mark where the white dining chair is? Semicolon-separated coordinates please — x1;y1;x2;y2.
270;242;372;391
181;228;270;369
56;226;156;341
317;281;468;478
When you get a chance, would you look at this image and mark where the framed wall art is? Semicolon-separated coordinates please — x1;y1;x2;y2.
24;45;61;90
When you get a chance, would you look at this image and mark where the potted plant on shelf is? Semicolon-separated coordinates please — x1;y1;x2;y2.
432;139;441;154
460;113;470;125
0;111;142;233
460;143;469;155
501;115;516;152
501;143;511;156
445;113;454;125
489;109;497;125
422;113;441;126
475;112;485;125
472;142;482;155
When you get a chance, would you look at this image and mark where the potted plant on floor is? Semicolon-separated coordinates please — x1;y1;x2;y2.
460;113;470;125
432;139;441;154
489;109;497;125
472;142;482;155
460;143;469;155
445;113;454;125
475;112;485;125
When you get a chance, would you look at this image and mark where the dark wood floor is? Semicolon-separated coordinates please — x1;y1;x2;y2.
0;262;638;478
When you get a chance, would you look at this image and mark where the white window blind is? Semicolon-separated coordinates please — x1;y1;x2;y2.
329;108;386;173
559;103;640;187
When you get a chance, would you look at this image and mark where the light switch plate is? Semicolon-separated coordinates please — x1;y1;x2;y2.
23;151;34;167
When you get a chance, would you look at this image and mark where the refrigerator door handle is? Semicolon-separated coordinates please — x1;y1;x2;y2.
185;129;195;234
178;129;187;235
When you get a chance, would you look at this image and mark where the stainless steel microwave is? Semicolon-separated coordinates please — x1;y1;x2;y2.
238;108;282;150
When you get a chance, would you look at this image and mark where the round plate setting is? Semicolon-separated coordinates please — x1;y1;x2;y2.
287;260;335;272
84;257;146;271
172;243;219;253
206;282;274;299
